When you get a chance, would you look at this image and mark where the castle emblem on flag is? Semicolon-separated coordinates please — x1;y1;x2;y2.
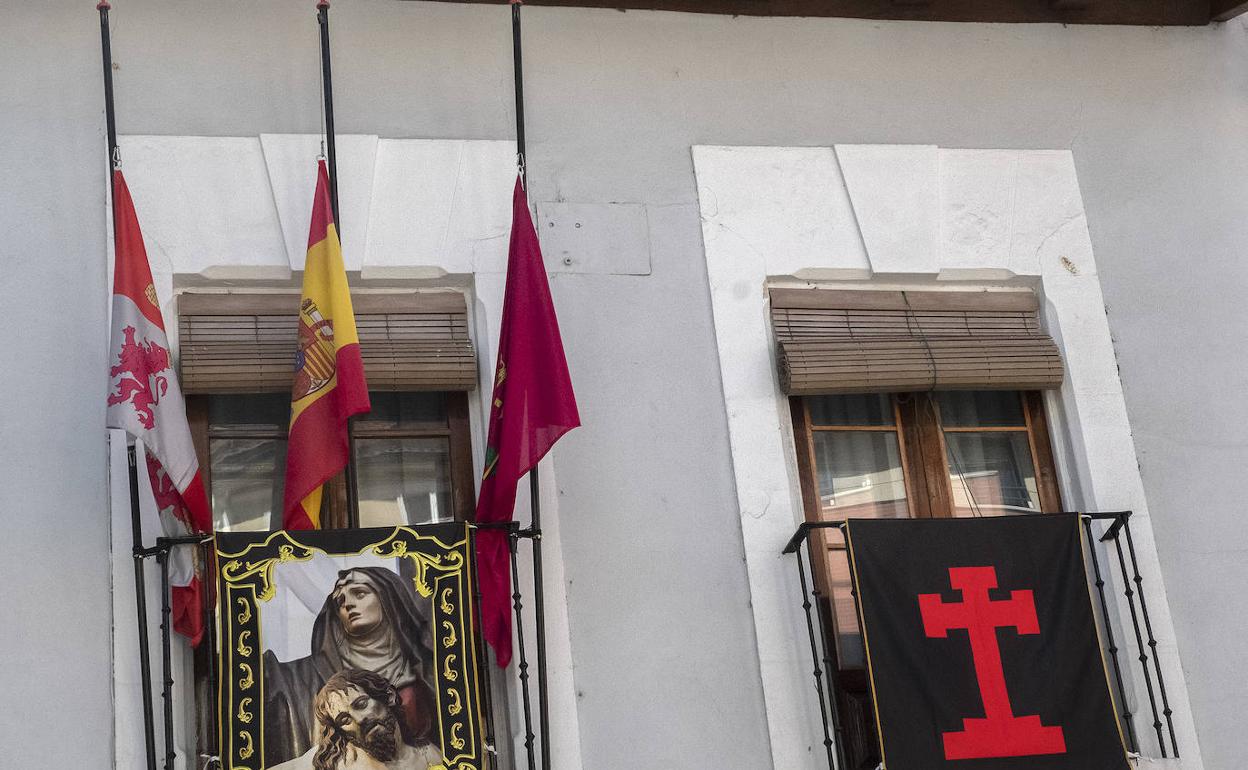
107;325;171;430
292;297;336;401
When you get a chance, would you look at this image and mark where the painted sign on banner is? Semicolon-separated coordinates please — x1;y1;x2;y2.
216;524;487;770
845;514;1131;770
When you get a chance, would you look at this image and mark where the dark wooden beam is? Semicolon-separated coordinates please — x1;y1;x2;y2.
1212;0;1248;21
426;0;1213;26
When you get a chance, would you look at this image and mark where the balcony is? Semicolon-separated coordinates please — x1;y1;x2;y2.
783;511;1180;769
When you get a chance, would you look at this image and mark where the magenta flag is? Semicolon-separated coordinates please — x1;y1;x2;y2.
476;176;580;667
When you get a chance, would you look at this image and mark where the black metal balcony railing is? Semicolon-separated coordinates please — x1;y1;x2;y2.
782;511;1179;770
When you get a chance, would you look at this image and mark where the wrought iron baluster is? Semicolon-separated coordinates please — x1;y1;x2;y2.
201;540;220;767
156;549;176;770
1123;520;1179;757
840;525;881;767
809;557;851;770
1109;530;1166;756
1083;516;1137;753
469;527;499;769
508;532;538;770
795;543;838;769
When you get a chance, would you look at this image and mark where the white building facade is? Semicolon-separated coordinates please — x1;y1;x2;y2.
6;2;1248;769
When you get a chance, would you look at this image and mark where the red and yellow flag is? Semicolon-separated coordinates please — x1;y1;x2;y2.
282;161;370;529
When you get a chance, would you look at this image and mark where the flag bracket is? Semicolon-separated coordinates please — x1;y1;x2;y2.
782;510;1179;769
134;534;212;560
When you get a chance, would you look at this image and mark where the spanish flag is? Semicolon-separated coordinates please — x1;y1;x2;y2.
281;161;370;529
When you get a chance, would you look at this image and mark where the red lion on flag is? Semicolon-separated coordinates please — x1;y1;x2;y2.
107;324;171;430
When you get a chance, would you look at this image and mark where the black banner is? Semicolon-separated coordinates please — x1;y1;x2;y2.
845;514;1130;770
216;524;487;770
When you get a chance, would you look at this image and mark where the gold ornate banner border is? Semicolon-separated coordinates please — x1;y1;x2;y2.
215;524;487;770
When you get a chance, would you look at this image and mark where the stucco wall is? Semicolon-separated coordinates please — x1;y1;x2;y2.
5;2;1248;768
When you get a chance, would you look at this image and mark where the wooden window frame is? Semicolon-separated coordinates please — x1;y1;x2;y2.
793;390;1061;527
188;391;476;530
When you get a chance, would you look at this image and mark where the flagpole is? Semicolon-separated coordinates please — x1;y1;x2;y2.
99;4;159;769
511;3;552;768
512;0;527;184
316;0;359;525
316;1;340;223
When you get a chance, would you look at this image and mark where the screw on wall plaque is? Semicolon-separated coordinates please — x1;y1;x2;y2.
562;257;573;265
575;222;582;228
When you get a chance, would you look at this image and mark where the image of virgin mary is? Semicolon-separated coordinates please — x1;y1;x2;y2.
263;566;439;767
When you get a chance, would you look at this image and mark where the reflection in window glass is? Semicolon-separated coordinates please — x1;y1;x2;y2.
809;405;908;668
210;437;286;532
819;528;866;667
945;432;1040;517
812;432;908;519
355;437;452;527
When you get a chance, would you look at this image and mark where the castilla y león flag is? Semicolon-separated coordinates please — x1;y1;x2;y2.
845;514;1131;770
475;177;580;667
281;160;370;530
105;170;213;644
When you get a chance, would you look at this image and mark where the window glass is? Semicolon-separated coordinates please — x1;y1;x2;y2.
936;390;1026;427
808;393;895;426
945;432;1040;517
206;391;457;532
357;392;447;429
354;437;452;527
209;437;286;532
937;391;1041;517
812;432;908;519
208;393;290;433
807;395;909;669
820;530;864;667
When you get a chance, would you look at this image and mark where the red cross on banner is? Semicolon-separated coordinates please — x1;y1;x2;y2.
919;566;1066;760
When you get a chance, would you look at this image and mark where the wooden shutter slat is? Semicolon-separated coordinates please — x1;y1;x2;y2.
177;292;478;393
771;289;1064;395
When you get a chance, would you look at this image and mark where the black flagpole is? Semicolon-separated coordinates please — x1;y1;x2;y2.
511;3;551;768
99;4;159;769
316;0;359;525
316;0;340;223
512;1;527;184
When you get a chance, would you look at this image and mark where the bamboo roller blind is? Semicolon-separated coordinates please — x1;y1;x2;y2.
770;289;1064;395
177;292;477;393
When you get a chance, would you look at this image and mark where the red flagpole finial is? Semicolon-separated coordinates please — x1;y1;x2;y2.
97;0;111;9
510;0;523;5
317;0;330;8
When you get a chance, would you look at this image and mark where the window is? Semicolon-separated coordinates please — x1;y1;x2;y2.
790;389;1061;767
194;390;475;532
177;290;483;764
936;390;1051;518
177;289;479;532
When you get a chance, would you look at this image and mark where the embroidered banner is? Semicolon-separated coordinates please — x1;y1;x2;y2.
845;514;1131;770
216;524;487;770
